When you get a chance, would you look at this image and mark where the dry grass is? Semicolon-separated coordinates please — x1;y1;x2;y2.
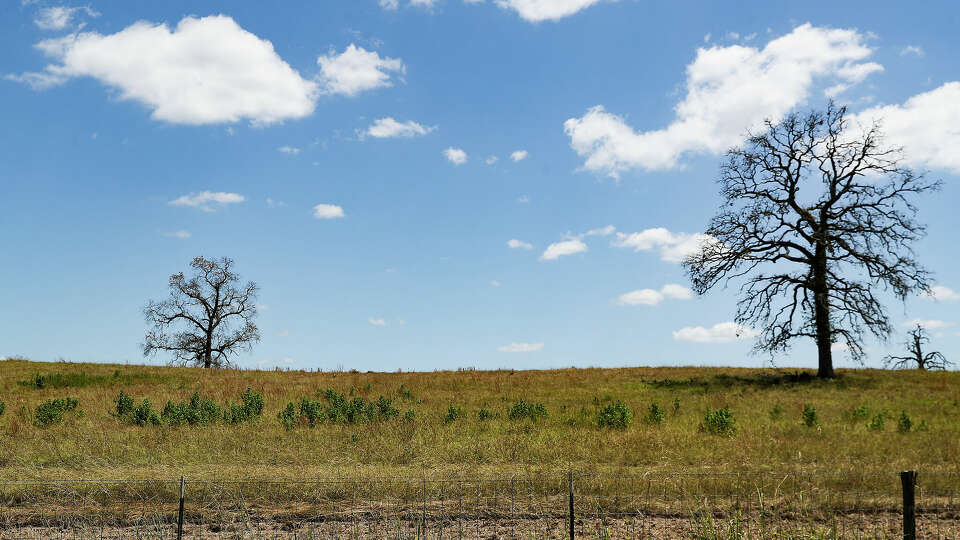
1;358;959;484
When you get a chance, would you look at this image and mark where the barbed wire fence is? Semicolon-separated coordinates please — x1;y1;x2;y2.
1;471;958;539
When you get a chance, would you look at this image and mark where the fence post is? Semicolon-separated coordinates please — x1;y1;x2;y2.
568;471;575;540
901;471;917;540
177;476;185;540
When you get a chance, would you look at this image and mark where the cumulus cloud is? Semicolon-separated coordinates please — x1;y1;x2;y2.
169;191;245;212
277;146;300;155
617;284;693;306
510;150;529;161
929;286;960;302
8;16;318;125
485;156;499;165
497;342;544;353
613;228;715;263
313;204;345;219
672;322;760;343
494;0;608;22
363;117;436;139
850;82;960;173
162;230;192;239
903;319;955;329
564;24;883;177
507;239;533;250
585;225;616;237
317;44;404;97
540;238;587;261
444;147;468;165
900;45;924;57
34;6;98;30
368;317;388;326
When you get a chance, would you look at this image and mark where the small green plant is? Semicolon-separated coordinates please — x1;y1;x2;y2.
444;405;463;423
161;392;222;426
801;404;818;427
403;409;416;422
897;411;914;433
703;406;736;436
597;401;632;429
850;404;870;420
0;401;6;417
646;402;666;425
507;399;547;421
477;408;495;420
672;397;681;414
867;412;885;432
769;403;784;420
278;402;297;430
114;391;135;417
34;397;79;427
397;385;413;400
225;388;265;424
133;399;161;426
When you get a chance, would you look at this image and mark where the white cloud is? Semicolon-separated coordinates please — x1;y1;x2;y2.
903;319;955;329
585;225;616;237
672;322;760;343
444;147;468;165
410;0;439;8
540;238;587;261
613;228;715;263
510;149;529;161
363;117;436;139
317;44;404;97
313;204;345;219
266;198;286;208
900;45;924;57
8;16;318;125
516;195;529;203
490;280;501;287
379;0;399;9
507;239;533;250
617;283;693;306
929;286;960;302
850;82;960;173
368;317;388;326
34;6;98;30
564;24;882;177
494;0;607;22
485;156;499;165
162;230;191;239
497;342;544;353
277;146;300;155
169;191;245;212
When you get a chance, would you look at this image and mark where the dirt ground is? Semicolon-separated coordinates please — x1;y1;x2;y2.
3;513;959;539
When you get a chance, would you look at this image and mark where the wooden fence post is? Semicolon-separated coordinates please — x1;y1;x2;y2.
901;470;917;540
177;476;185;540
568;471;575;540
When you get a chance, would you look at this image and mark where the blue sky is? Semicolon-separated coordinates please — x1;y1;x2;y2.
1;0;958;371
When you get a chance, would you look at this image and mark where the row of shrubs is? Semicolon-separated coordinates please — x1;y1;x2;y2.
772;403;927;433
278;389;408;430
114;389;264;426
35;396;81;427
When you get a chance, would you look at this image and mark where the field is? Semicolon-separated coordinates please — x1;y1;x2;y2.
1;359;959;537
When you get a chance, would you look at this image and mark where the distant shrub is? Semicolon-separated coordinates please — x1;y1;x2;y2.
867;412;885;432
20;370;157;389
0;401;6;417
375;396;399;420
161;392;222;426
403;409;416;422
278;402;297;431
279;390;398;429
703;406;736;436
672;397;681;414
646;402;665;425
477;408;496;420
769;403;784;420
849;404;870;421
115;391;135;417
225;388;265;424
507;399;547;421
801;404;818;427
897;411;914;433
34;397;79;427
133;399;161;426
397;385;413;400
444;405;463;423
597;401;632;429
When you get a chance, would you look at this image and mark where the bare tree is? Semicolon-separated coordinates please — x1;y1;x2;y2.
143;256;259;368
683;104;939;379
884;325;952;371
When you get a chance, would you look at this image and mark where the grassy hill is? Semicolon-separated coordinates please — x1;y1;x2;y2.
1;358;958;482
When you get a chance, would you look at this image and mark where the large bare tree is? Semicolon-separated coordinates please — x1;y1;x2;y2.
884;325;952;371
143;256;259;368
683;104;939;379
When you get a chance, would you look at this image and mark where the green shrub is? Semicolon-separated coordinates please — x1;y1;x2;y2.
225;388;265;424
397;385;413;400
897;411;914;433
375;396;399;420
703;406;736;436
801;404;818;427
34;397;79;427
114;391;135;417
597;401;632;429
507;399;547;421
672;397;681;414
477;408;495;420
769;403;784;420
849;404;870;421
161;392;222;426
646;402;665;425
867;412;885;432
0;401;5;417
133;399;161;426
403;409;416;422
444;405;463;423
278;402;297;431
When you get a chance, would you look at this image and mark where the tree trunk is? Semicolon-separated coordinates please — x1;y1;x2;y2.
812;236;834;379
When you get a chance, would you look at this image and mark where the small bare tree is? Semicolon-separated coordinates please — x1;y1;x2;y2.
683;104;940;379
143;256;259;368
884;325;952;371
